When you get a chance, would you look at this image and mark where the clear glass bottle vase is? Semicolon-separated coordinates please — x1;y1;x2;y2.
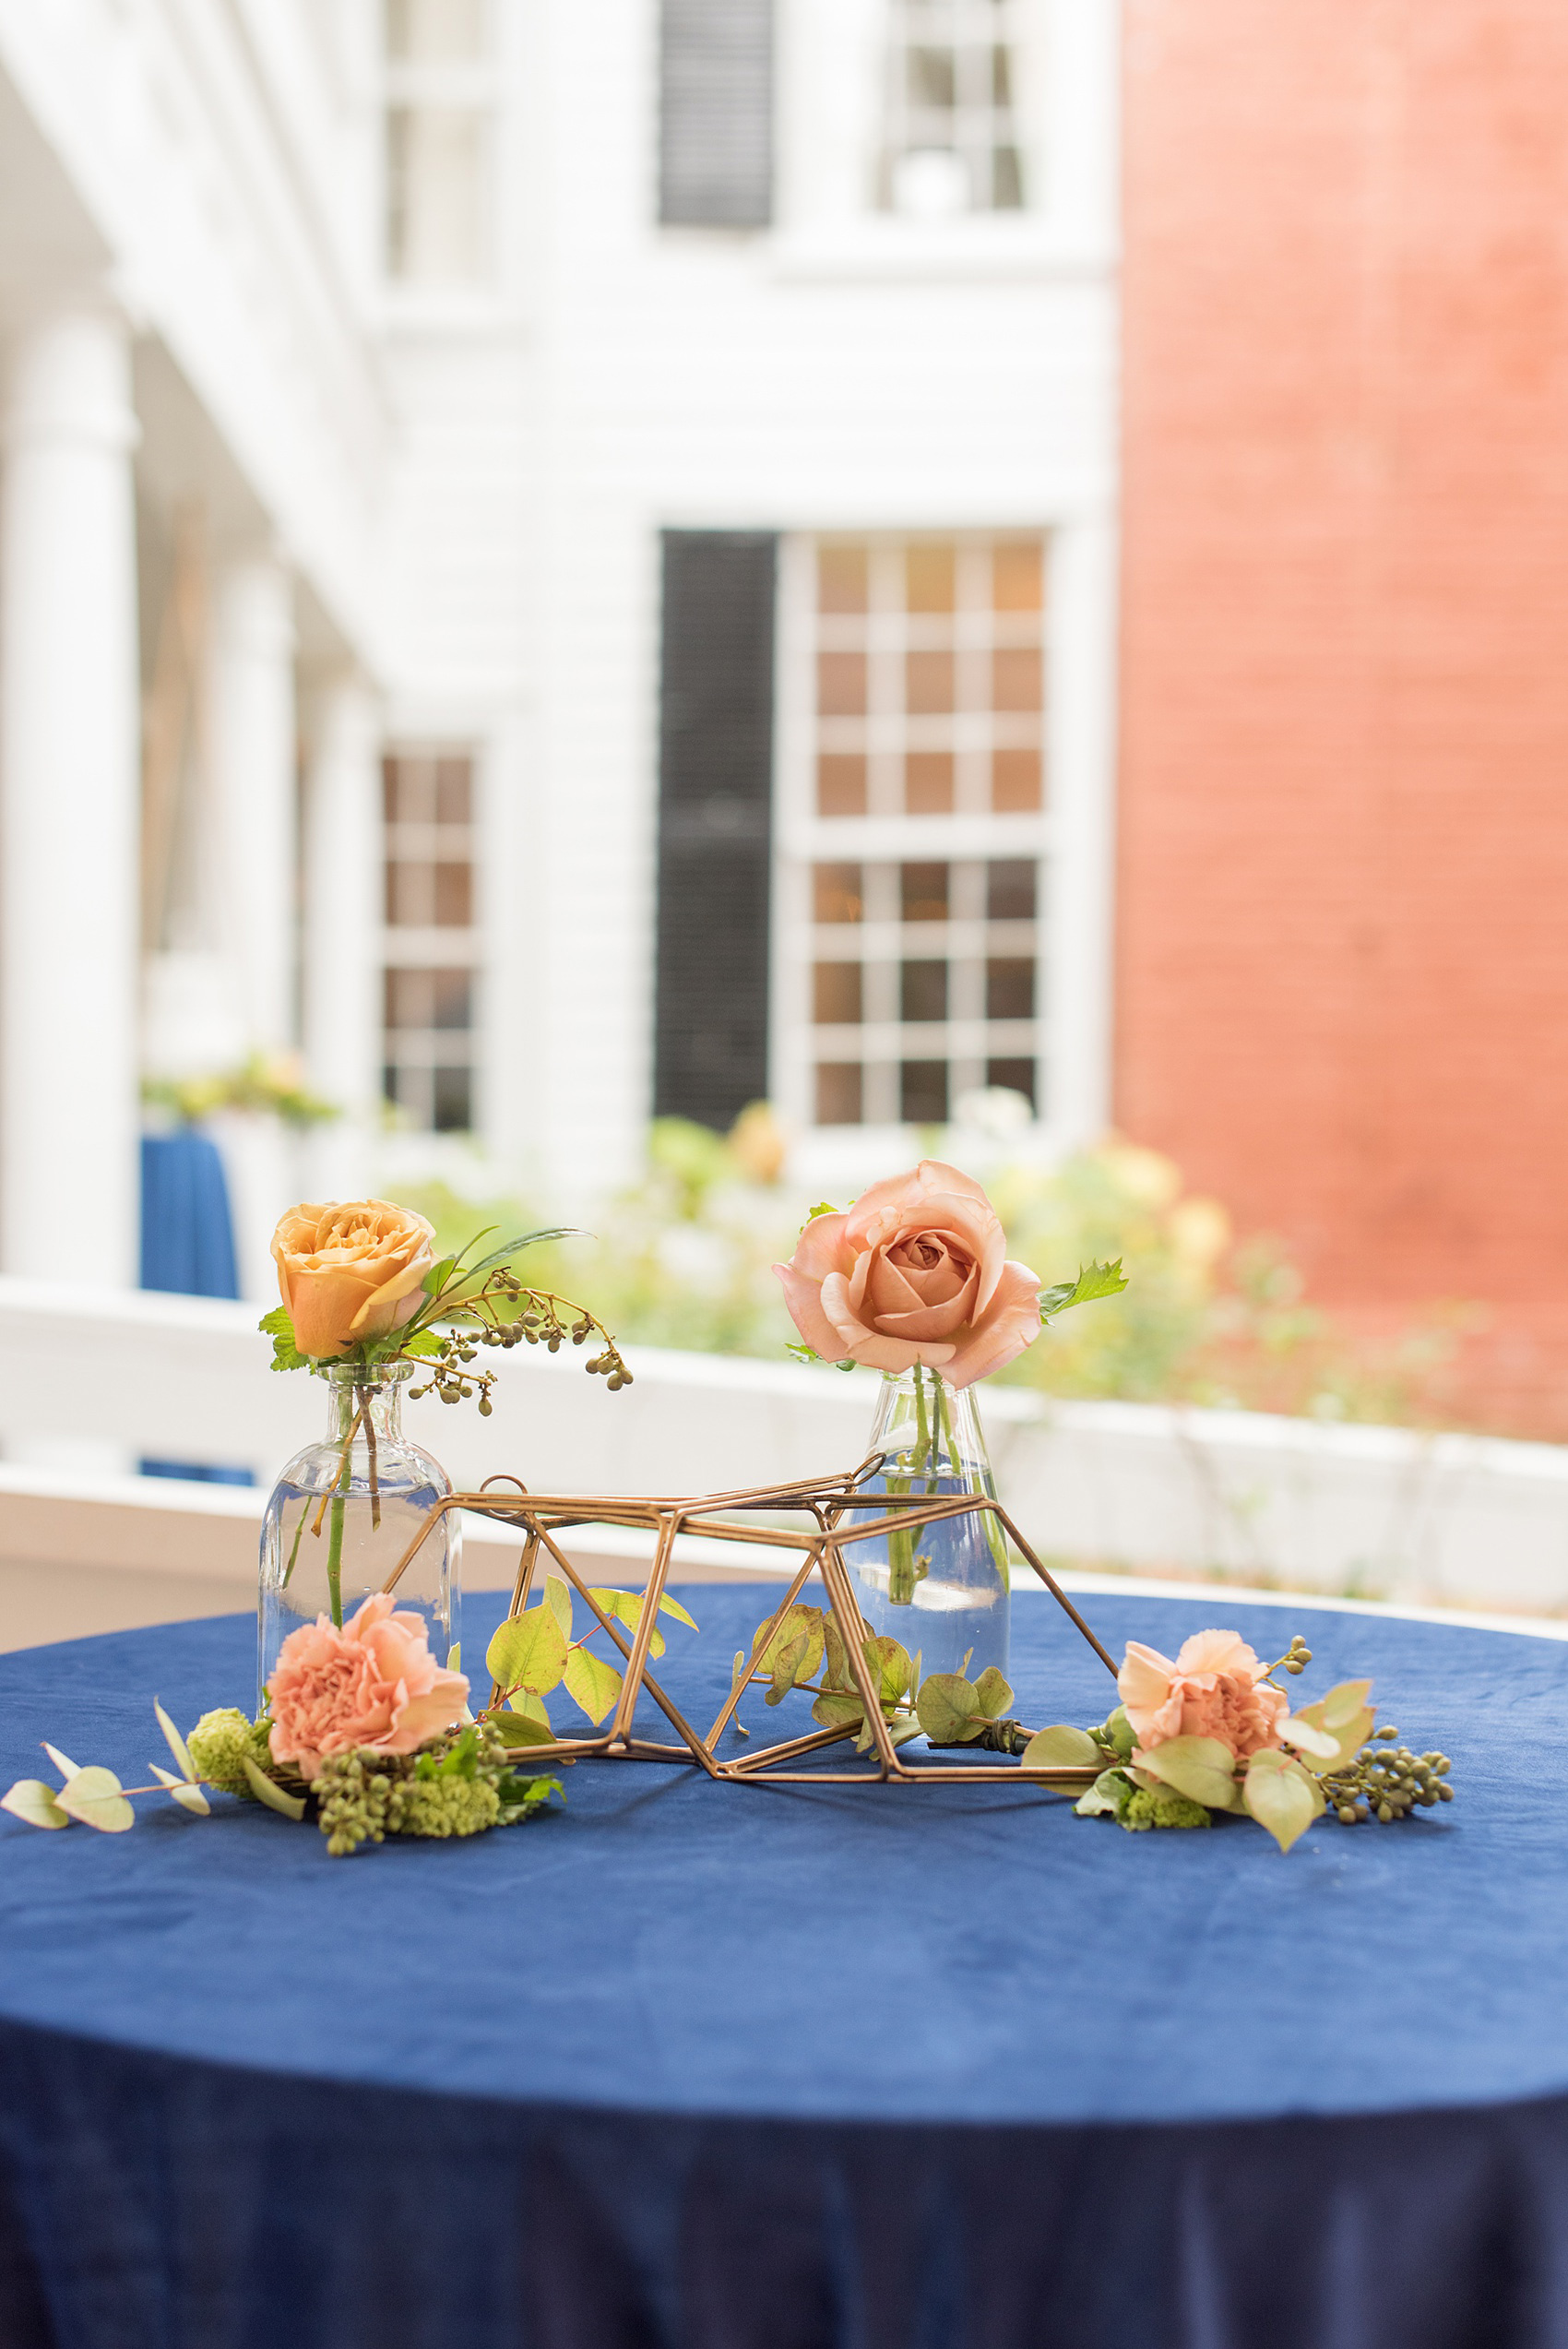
257;1363;460;1707
844;1365;1010;1682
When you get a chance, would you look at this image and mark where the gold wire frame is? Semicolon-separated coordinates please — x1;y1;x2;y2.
381;1460;1120;1789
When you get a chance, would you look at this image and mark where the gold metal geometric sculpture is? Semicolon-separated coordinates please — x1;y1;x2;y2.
383;1459;1119;1789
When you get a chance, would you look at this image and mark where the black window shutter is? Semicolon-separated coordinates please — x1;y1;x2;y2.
659;0;774;228
655;531;777;1130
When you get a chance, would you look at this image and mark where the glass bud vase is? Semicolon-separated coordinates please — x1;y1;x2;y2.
258;1363;460;1708
845;1365;1010;1683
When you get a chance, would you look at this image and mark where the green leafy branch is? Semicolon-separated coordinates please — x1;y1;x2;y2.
481;1576;700;1742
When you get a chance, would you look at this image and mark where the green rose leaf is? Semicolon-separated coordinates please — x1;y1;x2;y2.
971;1666;1014;1720
564;1646;624;1726
54;1767;136;1834
150;1765;211;1816
1242;1750;1321;1854
1039;1258;1129;1324
241;1756;307;1819
486;1606;568;1696
1137;1735;1241;1812
1075;1768;1133;1818
257;1305;308;1372
398;1328;445;1358
1020;1724;1104;1771
1;1777;70;1830
915;1674;983;1744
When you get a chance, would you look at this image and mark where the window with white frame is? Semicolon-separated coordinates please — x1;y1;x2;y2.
881;0;1029;217
778;533;1048;1129
384;0;494;285
382;751;479;1131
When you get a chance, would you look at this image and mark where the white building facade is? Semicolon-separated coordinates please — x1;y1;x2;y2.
0;0;1118;1291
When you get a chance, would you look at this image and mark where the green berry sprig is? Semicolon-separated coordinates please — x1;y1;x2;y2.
1322;1722;1455;1826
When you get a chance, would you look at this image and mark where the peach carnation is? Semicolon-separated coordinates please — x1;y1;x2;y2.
267;1592;468;1783
1119;1628;1288;1762
773;1160;1041;1389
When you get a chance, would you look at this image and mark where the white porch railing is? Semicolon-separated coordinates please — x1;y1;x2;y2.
1;1278;1566;1627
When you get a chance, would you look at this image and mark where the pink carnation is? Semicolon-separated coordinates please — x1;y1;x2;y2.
1118;1628;1288;1762
773;1159;1041;1389
267;1592;469;1783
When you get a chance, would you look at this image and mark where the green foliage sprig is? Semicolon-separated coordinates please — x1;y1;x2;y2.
260;1222;632;1417
0;1704;562;1855
144;1052;339;1130
481;1576;699;1738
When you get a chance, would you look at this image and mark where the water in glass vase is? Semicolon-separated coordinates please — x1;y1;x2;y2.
845;1365;1009;1683
257;1362;459;1708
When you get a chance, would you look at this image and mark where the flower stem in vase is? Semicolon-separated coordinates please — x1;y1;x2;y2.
887;1365;933;1606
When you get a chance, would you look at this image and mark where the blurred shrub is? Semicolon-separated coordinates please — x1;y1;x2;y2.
401;1115;1461;1428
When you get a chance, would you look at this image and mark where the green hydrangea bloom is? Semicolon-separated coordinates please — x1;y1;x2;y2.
186;1709;276;1798
1122;1786;1212;1832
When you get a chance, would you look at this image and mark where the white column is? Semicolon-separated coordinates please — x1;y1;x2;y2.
0;308;140;1286
303;674;382;1199
208;550;298;1297
210;551;297;1052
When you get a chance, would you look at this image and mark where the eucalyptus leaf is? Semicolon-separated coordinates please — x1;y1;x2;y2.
752;1604;825;1687
242;1757;307;1819
1279;1714;1340;1762
486;1606;568;1697
915;1674;983;1745
563;1646;624;1726
862;1635;912;1708
1101;1705;1135;1761
154;1700;197;1783
150;1766;210;1817
822;1618;853;1692
1;1778;69;1830
1020;1724;1103;1771
55;1767;136;1834
766;1631;814;1706
1287;1694;1374;1774
1242;1752;1320;1854
1137;1735;1241;1811
491;1708;560;1749
1075;1769;1132;1818
811;1692;865;1732
1319;1679;1374;1730
971;1666;1014;1721
42;1743;80;1782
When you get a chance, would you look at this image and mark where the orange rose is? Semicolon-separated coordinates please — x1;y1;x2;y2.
773;1160;1041;1389
271;1198;436;1361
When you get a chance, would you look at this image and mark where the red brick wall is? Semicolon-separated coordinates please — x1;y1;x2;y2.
1116;0;1568;1317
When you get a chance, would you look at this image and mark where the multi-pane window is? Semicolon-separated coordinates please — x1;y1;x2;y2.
781;533;1048;1130
382;752;478;1132
385;0;493;285
882;0;1028;218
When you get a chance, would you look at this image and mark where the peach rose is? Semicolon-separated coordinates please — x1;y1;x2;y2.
267;1592;469;1783
1119;1628;1289;1762
773;1160;1041;1389
272;1199;436;1360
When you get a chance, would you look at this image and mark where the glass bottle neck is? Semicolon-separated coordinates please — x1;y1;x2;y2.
324;1368;410;1445
867;1365;992;1489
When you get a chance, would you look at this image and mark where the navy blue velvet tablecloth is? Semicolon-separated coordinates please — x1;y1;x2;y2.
2;1586;1566;2349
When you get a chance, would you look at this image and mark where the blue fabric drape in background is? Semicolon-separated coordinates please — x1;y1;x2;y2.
138;1129;253;1485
